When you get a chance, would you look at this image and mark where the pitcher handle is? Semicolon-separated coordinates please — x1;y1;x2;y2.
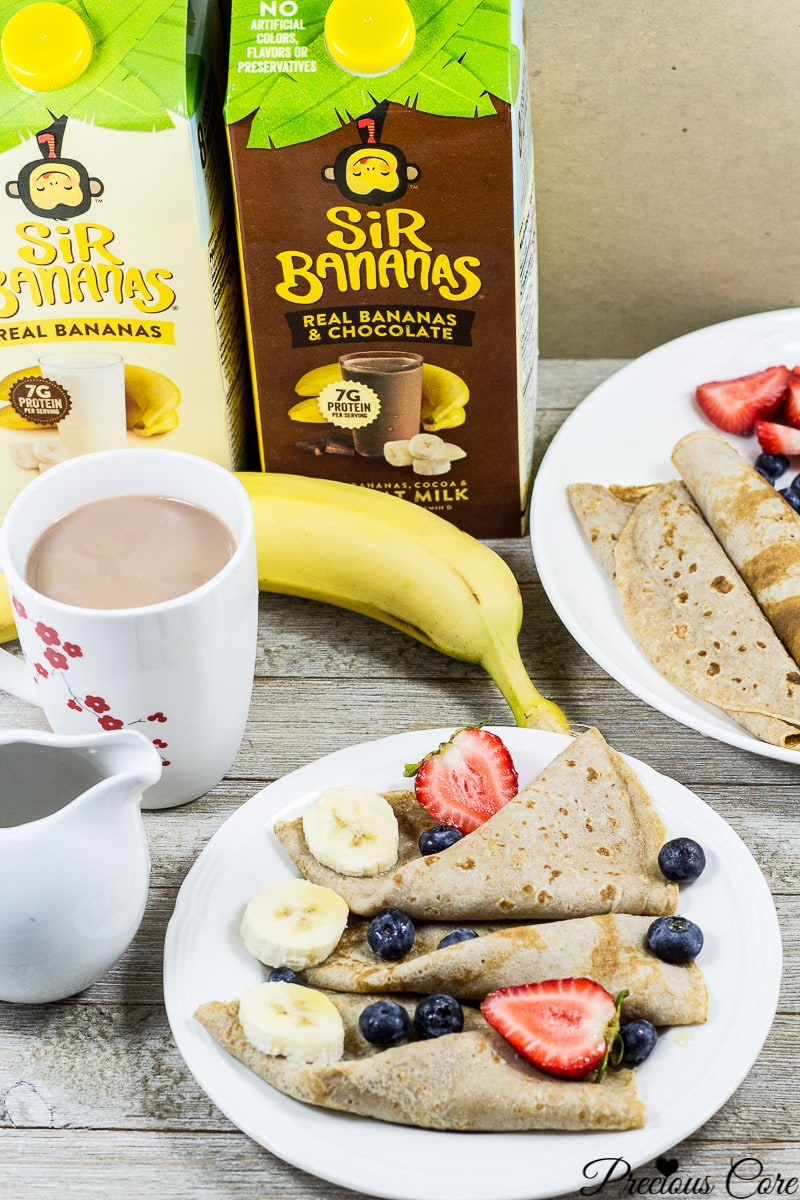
0;645;41;706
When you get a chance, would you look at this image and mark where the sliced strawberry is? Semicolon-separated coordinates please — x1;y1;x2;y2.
782;368;800;428
755;419;800;457
481;977;624;1080
404;726;518;834
695;365;789;435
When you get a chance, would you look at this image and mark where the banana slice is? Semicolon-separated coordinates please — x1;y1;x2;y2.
408;432;448;461
240;878;348;969
441;442;467;462
383;439;413;467
238;981;345;1064
413;457;450;476
302;785;399;876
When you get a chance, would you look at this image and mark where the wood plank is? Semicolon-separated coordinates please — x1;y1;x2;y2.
3;1129;795;1200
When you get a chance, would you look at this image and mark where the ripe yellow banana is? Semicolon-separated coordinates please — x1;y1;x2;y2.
0;472;568;734
0;577;14;643
239;472;568;733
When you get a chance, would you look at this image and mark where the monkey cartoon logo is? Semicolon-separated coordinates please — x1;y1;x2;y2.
322;101;419;205
6;113;103;220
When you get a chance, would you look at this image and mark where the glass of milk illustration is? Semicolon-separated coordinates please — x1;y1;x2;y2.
38;350;127;456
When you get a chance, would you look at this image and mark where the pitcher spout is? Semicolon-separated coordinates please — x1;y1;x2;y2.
84;727;164;808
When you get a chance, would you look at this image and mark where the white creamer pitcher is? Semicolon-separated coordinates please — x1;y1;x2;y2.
0;727;161;1003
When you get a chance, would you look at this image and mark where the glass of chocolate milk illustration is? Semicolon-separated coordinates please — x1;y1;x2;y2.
339;350;423;457
38;350;127;457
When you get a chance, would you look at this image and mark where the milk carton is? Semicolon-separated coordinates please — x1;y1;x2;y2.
0;0;249;520
225;0;537;537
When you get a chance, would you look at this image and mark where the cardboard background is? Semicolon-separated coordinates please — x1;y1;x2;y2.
527;0;800;357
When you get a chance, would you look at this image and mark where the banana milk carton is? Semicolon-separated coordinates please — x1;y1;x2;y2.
225;0;537;537
0;0;249;520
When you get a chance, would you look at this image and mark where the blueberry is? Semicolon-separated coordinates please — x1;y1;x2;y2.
437;927;479;950
414;993;464;1039
646;915;704;964
619;1019;658;1066
791;472;800;491
755;452;789;481
658;837;706;883
358;999;411;1047
366;908;415;960
779;487;800;513
418;825;463;856
268;966;298;983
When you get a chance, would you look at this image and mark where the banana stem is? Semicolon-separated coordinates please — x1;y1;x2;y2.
480;636;571;734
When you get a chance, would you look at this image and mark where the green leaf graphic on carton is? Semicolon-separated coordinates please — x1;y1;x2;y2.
0;0;207;152
226;0;517;151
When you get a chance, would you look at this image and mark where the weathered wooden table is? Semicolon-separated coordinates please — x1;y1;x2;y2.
1;360;797;1200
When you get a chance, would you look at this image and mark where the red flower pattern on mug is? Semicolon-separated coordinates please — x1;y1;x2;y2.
98;714;124;731
15;611;173;768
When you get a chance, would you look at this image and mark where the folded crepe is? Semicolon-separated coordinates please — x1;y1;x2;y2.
195;989;645;1131
565;483;636;579
569;479;800;749
301;912;707;1026
274;727;677;920
673;430;800;668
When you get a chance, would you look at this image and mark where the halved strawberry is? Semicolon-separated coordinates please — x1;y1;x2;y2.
695;365;789;435
754;419;800;457
782;368;800;428
481;977;625;1081
404;726;518;834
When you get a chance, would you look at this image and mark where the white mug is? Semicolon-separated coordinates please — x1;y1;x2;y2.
0;449;258;809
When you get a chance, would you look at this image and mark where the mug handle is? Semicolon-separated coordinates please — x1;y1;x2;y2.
0;571;41;706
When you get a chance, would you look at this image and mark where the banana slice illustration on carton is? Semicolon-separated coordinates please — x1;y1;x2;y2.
0;363;180;436
290;361;469;432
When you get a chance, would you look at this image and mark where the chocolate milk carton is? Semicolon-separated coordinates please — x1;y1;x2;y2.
0;0;248;521
225;0;537;536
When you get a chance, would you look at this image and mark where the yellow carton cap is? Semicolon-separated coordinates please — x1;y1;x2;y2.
2;2;93;92
325;0;415;77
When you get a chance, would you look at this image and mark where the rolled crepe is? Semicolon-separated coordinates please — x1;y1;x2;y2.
274;727;677;920
673;430;800;667
195;991;645;1131
570;480;800;749
302;912;708;1026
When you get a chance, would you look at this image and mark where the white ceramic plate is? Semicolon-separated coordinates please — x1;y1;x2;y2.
531;307;800;763
164;727;781;1200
